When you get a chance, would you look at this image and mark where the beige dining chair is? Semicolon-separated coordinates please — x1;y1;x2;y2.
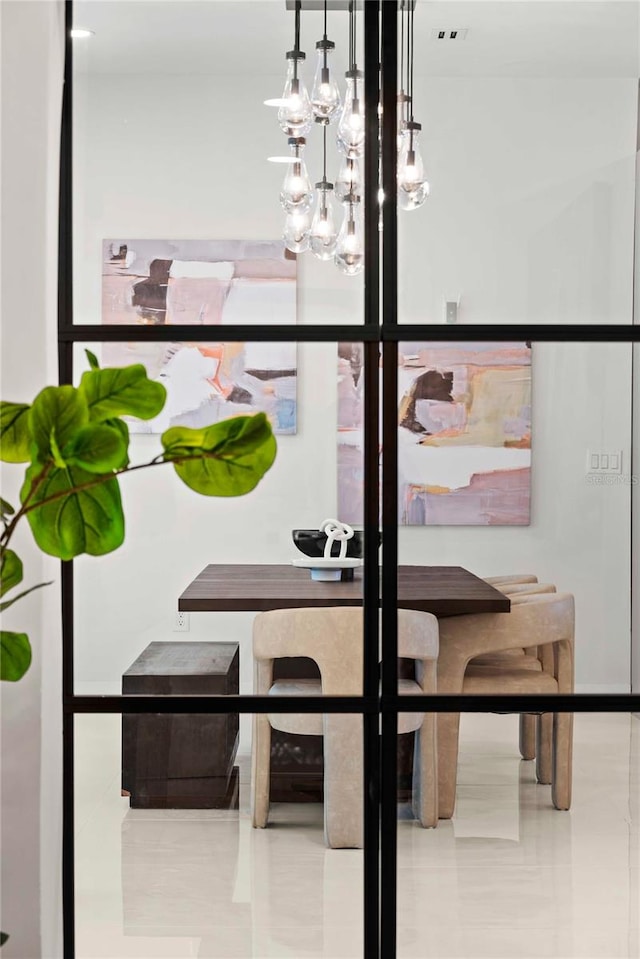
436;592;575;819
475;579;556;761
251;606;439;848
483;574;539;587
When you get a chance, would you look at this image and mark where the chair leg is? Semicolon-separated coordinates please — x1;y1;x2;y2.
519;714;536;760
251;714;271;828
551;712;573;810
323;715;364;848
536;712;553;784
437;712;461;819
412;713;438;828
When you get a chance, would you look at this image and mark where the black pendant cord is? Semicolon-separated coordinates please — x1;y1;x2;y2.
348;1;354;72
399;3;405;128
400;4;404;95
294;0;301;80
408;2;415;152
323;0;328;69
323;121;327;181
353;0;357;71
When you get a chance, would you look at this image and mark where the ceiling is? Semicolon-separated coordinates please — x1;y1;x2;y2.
73;0;640;77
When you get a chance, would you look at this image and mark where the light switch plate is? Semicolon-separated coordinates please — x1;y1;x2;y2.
585;450;623;474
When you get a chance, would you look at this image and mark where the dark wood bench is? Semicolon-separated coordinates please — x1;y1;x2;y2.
122;641;239;809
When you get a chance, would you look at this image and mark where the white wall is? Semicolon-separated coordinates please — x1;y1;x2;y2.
72;67;638;714
397;76;638;693
0;3;64;956
399;78;636;326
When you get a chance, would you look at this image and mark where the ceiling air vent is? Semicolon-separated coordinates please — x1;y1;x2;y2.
431;28;468;41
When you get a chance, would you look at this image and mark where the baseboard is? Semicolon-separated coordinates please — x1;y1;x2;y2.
575;683;631;694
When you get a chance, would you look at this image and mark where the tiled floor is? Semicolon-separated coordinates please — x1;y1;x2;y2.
75;713;639;958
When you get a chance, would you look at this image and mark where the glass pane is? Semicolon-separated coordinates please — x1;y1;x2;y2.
397;712;640;958
75;712;364;957
387;337;637;921
71;340;365;697
72;0;365;328
394;340;631;695
397;0;639;326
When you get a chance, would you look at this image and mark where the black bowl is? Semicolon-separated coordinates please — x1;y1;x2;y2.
292;529;380;559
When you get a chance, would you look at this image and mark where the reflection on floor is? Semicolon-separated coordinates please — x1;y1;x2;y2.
75;714;639;958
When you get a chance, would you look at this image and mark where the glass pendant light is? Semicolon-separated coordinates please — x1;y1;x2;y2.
311;0;341;122
336;2;364;158
310;183;338;259
310;118;338;260
398;121;429;210
335;155;362;201
283;209;311;253
337;70;365;158
335;194;364;276
397;2;429;211
278;1;312;136
279;137;313;213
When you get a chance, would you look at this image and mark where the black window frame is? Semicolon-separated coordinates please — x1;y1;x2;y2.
59;2;640;956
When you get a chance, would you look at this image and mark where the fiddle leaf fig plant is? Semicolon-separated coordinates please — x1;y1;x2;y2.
0;350;277;683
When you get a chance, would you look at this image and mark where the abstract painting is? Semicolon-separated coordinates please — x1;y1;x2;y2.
338;341;531;525
101;239;297;434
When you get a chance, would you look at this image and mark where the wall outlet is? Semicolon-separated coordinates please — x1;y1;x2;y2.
443;295;461;324
174;610;190;632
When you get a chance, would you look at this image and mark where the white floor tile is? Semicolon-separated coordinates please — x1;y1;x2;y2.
75;713;640;958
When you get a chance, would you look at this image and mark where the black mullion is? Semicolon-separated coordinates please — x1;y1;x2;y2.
363;3;381;958
384;693;640;712
59;336;74;702
58;1;73;337
62;711;75;959
66;695;377;713
63;693;640;714
61;323;640;344
61;324;380;343
382;324;640;343
380;3;398;958
60;3;74;956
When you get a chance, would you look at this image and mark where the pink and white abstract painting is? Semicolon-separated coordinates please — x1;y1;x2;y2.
101;239;297;434
338;341;531;526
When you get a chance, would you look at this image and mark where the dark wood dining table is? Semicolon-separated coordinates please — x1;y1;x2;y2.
178;563;509;803
179;564;510;616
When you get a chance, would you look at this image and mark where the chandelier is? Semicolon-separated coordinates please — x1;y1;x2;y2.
267;1;429;273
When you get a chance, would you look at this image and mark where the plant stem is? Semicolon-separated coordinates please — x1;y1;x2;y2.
16;450;252;521
0;462;52;551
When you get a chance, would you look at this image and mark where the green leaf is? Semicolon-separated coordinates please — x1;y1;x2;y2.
79;365;166;422
21;462;124;559
0;402;31;463
105;418;130;468
0;631;32;681
0;549;23;598
1;930;9;946
0;497;15;520
85;348;100;370
29;386;88;462
0;580;53;613
162;413;277;497
63;423;127;473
